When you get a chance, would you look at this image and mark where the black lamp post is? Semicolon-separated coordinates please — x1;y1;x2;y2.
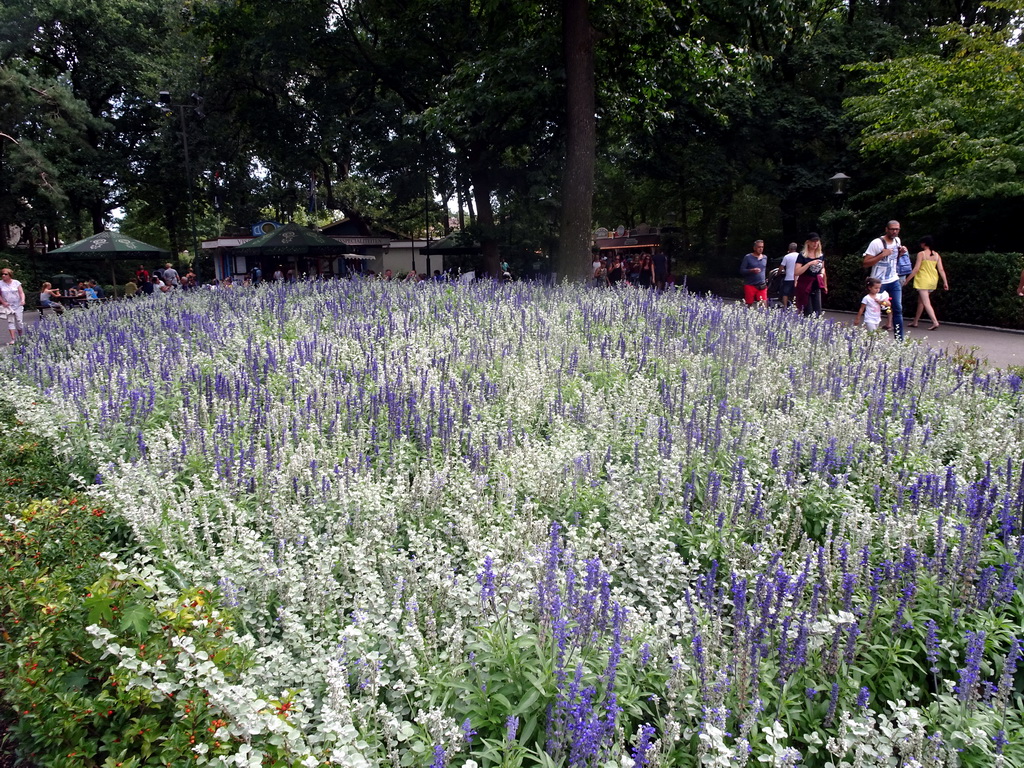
830;172;850;197
828;172;850;255
424;165;431;278
158;91;202;265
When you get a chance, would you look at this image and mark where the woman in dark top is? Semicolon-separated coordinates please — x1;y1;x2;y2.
626;256;640;285
637;253;655;288
607;254;624;285
794;233;828;317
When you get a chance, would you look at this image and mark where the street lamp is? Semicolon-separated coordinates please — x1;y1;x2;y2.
829;172;850;197
828;172;850;256
158;91;203;265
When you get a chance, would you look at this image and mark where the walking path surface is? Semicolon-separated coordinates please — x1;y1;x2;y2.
821;309;1024;370
5;302;1024;370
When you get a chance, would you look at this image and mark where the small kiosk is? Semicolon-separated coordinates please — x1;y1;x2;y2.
593;225;665;255
203;219;390;282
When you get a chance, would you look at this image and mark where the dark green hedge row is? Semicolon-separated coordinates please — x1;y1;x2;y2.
824;251;1024;329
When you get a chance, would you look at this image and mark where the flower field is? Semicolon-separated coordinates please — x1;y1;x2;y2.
3;280;1024;768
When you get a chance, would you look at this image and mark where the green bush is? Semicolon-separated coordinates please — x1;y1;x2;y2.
0;398;318;767
825;251;1024;328
0;499;262;767
0;401;93;508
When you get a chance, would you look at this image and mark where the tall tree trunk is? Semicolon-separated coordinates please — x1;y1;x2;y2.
441;189;453;235
321;160;336;210
466;175;476;225
557;0;597;282
89;199;104;234
457;178;466;231
471;169;500;277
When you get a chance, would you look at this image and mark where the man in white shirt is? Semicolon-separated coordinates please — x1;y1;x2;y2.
780;243;799;308
862;220;909;340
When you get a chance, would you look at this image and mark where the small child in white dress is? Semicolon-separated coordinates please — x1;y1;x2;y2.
855;277;891;331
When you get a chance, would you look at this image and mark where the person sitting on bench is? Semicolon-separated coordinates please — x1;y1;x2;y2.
39;282;66;314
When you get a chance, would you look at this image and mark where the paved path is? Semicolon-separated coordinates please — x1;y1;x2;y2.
822;310;1024;370
6;304;1024;370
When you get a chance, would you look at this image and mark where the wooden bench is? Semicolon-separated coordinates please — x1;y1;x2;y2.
37;303;66;318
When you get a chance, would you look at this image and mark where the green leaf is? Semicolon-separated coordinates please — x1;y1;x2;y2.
118;603;155;639
527;671;549;694
60;669;89;691
84;596;114;625
519;714;539;744
513;688;541;716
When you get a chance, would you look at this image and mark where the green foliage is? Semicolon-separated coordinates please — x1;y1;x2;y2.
434;622;555;766
427;603;663;767
0;63;96;240
0;399;93;508
0;0;183;240
845;0;1024;244
0;496;263;767
2;0;1021;275
0;397;307;768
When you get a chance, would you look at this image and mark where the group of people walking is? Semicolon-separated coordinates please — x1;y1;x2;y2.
741;235;831;316
740;220;949;340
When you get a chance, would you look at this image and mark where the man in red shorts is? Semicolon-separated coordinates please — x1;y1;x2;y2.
739;239;768;306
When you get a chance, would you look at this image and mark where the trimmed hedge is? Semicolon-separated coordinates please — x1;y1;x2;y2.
824;251;1024;329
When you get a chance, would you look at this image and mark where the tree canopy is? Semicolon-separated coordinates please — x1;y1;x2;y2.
845;0;1024;247
2;0;1022;267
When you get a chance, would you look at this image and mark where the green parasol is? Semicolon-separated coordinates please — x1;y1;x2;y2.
50;231;171;295
50;231;171;258
232;222;347;257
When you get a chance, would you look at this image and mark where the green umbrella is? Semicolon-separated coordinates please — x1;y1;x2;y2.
50;231;171;258
232;222;346;257
50;231;170;295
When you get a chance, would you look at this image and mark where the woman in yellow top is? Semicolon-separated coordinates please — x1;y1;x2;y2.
906;235;948;330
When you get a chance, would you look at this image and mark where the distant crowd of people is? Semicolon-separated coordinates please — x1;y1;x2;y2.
127;263;200;294
739;220;952;341
1;262;208;344
592;250;671;289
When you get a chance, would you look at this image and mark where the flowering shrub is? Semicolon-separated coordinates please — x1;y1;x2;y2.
2;280;1024;766
0;495;330;767
0;398;93;507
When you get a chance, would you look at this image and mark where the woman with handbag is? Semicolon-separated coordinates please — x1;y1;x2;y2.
906;235;948;331
0;268;27;344
794;233;828;317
